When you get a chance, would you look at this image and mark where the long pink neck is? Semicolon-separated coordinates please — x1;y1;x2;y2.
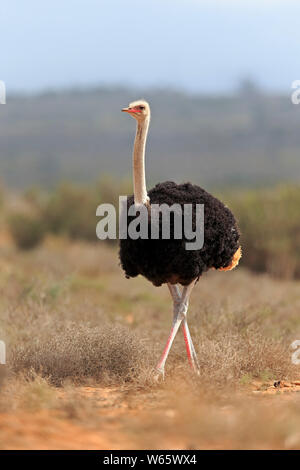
133;118;149;205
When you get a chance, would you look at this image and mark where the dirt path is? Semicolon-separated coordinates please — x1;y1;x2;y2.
1;381;300;450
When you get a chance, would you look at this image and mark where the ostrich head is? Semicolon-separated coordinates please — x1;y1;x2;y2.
122;100;150;122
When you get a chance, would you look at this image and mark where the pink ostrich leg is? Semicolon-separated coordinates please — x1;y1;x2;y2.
155;281;199;378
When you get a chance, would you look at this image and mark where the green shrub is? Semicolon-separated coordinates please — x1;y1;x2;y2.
226;184;300;279
44;183;99;240
8;212;45;250
44;178;131;242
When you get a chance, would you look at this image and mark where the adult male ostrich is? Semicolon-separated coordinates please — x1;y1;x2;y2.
120;100;241;378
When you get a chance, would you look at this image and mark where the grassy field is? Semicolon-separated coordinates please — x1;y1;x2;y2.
1;233;300;449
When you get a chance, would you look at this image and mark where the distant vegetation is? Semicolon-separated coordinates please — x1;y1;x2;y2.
1;84;299;278
1;84;300;189
2;180;300;280
8;212;45;250
226;185;300;279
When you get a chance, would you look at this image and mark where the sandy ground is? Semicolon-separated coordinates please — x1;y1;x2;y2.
0;385;180;450
1;380;300;450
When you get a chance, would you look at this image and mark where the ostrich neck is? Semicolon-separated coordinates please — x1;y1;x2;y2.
133;118;149;205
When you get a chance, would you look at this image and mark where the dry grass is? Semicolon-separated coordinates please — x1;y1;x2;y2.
1;235;300;386
1;234;300;448
11;322;152;386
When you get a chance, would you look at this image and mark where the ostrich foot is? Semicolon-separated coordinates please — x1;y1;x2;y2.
152;367;165;382
192;365;201;377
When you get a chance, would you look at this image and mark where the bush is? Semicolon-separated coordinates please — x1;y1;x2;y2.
11;322;151;385
44;183;99;240
8;212;45;250
44;178;131;242
226;184;300;279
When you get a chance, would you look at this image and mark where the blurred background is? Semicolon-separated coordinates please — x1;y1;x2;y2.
2;1;300;451
1;0;300;278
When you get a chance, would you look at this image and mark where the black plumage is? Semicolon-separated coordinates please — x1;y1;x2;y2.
119;181;240;287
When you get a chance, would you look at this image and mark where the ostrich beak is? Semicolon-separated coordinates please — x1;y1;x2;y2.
122;107;141;114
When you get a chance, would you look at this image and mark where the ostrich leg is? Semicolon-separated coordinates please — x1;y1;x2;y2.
168;284;200;374
155;280;198;378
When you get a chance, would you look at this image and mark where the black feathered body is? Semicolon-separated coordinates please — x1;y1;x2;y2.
119;181;240;287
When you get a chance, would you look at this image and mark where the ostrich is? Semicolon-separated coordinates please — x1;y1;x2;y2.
120;100;241;378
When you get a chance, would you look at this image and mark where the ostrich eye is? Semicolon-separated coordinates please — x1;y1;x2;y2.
139;106;145;110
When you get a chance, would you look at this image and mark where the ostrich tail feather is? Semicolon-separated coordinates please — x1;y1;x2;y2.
219;245;242;272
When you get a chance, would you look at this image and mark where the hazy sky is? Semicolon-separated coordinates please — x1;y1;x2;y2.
1;0;299;93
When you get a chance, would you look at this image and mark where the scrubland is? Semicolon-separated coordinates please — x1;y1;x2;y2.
1;232;300;449
2;86;300;449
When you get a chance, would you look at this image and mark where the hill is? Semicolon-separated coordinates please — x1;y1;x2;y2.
0;85;300;189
